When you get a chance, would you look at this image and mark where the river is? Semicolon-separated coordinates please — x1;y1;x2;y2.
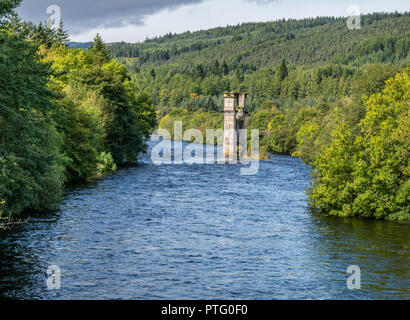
0;140;409;299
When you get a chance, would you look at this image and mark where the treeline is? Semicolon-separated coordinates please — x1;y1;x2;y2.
122;12;409;222
110;13;409;117
110;12;409;69
0;1;156;219
158;108;223;141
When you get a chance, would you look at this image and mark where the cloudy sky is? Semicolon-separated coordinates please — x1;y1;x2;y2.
16;0;410;43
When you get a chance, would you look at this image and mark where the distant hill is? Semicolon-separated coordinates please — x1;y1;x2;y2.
108;12;410;71
103;12;409;117
67;42;91;49
66;41;124;50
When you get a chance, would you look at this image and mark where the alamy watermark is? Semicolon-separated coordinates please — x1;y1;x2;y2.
347;265;361;290
46;5;61;29
151;121;260;176
347;5;361;30
46;265;61;290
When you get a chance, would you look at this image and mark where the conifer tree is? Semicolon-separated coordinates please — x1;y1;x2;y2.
211;59;220;75
222;60;229;76
56;20;70;44
0;0;20;23
278;58;288;81
88;33;110;65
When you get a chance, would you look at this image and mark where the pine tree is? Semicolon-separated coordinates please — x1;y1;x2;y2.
211;59;220;75
0;0;20;23
4;13;22;34
222;60;229;76
88;34;110;65
56;20;70;44
27;22;56;48
278;58;288;81
194;63;205;79
93;34;107;52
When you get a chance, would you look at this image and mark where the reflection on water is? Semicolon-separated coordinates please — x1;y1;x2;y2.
310;214;409;297
0;140;409;299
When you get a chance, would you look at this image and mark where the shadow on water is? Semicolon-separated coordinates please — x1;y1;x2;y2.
0;210;61;300
309;213;410;299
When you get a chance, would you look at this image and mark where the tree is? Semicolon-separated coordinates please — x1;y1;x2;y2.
0;0;20;24
0;28;64;218
278;58;288;81
22;21;57;48
309;69;409;222
3;13;22;34
221;59;229;75
194;63;205;79
81;38;156;165
352;69;409;221
88;33;110;65
352;63;398;98
56;20;70;44
211;59;220;75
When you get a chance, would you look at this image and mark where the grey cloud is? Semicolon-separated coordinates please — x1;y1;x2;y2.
16;0;204;34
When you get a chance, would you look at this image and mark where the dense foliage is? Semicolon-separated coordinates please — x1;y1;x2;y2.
0;28;64;217
110;13;409;68
0;3;156;219
0;2;408;222
109;12;409;222
309;70;409;222
106;12;409;115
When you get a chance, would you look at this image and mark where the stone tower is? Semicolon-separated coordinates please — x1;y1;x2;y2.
223;92;247;160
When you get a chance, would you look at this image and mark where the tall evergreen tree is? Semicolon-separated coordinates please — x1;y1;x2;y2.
88;33;110;65
3;13;22;34
0;0;20;23
211;59;220;75
194;63;205;79
56;20;70;44
278;58;288;81
27;22;56;48
222;59;229;76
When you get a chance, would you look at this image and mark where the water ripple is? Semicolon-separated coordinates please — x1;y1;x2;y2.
0;141;409;299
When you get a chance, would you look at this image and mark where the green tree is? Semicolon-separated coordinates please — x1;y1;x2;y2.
278;58;288;81
221;59;229;75
56;20;70;44
309;69;409;222
0;28;64;218
88;33;110;65
194;63;205;79
0;0;20;23
211;59;220;75
81;37;156;165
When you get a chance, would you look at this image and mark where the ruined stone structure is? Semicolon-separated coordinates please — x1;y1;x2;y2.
223;92;247;160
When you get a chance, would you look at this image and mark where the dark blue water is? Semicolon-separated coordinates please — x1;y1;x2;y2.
0;140;409;299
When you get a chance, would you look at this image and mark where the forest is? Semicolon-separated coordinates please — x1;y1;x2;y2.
0;0;156;220
109;12;409;222
0;1;408;222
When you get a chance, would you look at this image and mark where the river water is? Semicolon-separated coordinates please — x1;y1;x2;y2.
0;140;409;299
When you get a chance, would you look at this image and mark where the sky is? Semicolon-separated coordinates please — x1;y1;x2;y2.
16;0;410;43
